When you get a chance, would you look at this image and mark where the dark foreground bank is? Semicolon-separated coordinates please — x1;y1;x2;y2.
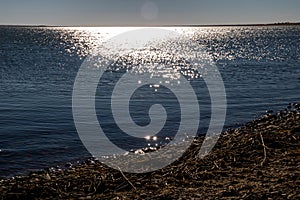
1;104;299;199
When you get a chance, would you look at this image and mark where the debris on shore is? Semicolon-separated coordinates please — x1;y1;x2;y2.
1;104;299;199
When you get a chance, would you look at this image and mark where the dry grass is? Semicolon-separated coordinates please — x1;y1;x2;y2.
1;108;299;199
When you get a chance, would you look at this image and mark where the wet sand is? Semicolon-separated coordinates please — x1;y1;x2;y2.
1;103;299;199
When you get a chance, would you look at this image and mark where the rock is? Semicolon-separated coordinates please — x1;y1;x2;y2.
65;162;73;168
43;173;51;180
294;103;300;110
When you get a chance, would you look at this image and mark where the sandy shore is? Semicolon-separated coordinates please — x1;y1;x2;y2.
1;104;299;199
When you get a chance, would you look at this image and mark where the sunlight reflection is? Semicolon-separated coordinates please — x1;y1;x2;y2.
53;27;226;82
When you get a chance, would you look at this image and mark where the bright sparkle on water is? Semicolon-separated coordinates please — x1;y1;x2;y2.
55;27;216;84
1;25;299;177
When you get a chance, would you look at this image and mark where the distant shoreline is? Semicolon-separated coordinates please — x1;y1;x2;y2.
1;22;300;28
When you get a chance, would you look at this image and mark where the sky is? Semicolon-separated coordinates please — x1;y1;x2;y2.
0;0;300;26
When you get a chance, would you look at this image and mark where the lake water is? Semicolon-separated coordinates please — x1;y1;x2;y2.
0;26;299;178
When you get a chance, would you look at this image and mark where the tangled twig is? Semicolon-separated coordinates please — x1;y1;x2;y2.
259;132;268;166
118;167;136;191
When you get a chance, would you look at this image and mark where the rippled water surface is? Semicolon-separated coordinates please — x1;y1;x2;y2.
0;26;299;178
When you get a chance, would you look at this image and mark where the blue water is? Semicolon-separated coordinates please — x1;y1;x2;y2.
0;26;299;178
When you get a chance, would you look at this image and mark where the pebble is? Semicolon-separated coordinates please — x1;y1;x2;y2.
65;162;73;168
43;173;51;180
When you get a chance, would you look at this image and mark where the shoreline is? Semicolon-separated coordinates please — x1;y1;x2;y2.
1;103;299;199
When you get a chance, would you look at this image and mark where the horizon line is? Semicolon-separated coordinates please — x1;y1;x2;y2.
1;22;300;27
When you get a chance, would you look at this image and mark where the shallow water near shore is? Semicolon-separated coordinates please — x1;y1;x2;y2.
0;26;300;178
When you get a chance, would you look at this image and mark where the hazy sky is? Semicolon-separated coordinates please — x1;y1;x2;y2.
1;0;300;26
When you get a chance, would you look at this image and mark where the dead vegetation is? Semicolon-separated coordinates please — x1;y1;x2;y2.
1;105;299;199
